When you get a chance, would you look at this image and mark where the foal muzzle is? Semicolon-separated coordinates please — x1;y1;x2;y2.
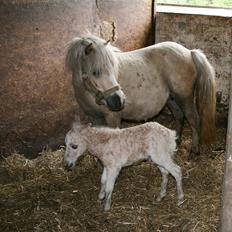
64;161;75;171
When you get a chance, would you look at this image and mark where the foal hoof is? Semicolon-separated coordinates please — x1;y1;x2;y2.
98;193;105;201
104;204;111;212
155;193;166;202
98;198;104;205
177;198;185;206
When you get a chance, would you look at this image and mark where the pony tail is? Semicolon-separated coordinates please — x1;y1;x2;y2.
65;37;82;72
191;49;216;144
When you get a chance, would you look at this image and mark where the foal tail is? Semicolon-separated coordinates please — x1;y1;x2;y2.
191;49;216;144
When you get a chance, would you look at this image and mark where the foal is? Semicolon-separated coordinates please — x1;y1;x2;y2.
64;121;184;211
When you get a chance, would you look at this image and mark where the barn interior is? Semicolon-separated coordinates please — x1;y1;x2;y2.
0;1;231;231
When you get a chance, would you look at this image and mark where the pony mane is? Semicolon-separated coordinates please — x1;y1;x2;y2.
65;35;120;77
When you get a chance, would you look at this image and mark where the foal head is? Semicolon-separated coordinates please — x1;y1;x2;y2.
63;122;88;170
66;35;126;111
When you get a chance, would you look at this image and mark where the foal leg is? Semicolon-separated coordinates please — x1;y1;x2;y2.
167;96;184;144
164;161;184;206
103;167;121;211
177;96;200;159
156;166;169;202
98;167;107;201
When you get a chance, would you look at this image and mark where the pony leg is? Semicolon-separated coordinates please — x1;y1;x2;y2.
178;97;200;159
105;112;121;128
88;115;106;126
78;106;107;126
167;96;184;144
156;166;169;202
98;167;107;201
103;167;120;211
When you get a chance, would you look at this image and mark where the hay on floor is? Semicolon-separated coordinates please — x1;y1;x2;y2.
0;120;226;232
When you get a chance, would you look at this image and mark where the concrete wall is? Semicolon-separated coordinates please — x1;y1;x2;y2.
3;2;229;156
156;10;232;117
0;0;154;156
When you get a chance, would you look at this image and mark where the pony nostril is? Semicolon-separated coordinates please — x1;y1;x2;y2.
122;98;126;106
106;93;124;111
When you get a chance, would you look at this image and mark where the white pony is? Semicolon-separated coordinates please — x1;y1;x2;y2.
64;119;184;211
65;35;216;159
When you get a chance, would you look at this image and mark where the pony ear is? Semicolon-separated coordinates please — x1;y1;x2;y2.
85;42;93;55
104;39;111;45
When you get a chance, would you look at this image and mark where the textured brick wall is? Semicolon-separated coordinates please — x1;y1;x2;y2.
156;12;232;116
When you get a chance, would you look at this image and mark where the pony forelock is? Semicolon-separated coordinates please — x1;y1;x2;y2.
65;35;119;77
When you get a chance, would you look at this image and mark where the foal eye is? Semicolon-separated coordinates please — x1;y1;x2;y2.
71;144;78;149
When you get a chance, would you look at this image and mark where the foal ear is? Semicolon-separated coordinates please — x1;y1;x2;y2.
85;42;94;55
85;122;92;128
74;115;81;124
72;115;81;131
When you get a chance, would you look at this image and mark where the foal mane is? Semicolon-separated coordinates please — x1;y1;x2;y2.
65;35;120;77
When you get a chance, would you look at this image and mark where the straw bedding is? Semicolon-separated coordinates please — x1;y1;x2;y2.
0;116;226;232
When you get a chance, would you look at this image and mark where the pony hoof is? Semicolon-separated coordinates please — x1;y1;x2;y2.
188;151;200;160
176;137;182;145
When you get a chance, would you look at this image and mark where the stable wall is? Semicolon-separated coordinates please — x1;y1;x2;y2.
156;7;232;117
0;0;154;156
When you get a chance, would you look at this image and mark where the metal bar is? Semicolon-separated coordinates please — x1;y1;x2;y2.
220;73;232;232
151;0;156;44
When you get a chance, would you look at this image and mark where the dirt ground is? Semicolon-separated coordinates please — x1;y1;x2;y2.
0;114;227;232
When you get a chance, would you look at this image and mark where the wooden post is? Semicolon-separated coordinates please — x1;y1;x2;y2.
220;73;232;232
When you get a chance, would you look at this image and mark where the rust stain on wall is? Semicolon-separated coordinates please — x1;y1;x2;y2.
99;21;116;42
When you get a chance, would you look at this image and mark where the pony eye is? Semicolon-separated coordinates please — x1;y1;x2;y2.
93;69;101;77
71;144;78;149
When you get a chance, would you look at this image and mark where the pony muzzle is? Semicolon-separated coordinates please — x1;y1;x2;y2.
82;75;125;109
105;92;125;111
